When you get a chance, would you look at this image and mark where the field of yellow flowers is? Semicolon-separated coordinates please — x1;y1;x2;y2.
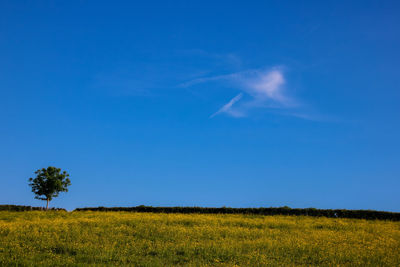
1;211;399;266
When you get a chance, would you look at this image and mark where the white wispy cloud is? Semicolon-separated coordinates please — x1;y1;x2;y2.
181;68;299;118
247;70;287;104
179;72;239;88
210;93;244;118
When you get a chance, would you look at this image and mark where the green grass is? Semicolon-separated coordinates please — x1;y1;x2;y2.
1;211;399;266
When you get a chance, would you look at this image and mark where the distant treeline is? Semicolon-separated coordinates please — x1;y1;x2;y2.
0;205;66;211
74;206;400;221
2;205;399;221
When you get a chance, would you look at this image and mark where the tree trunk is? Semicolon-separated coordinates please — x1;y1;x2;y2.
46;198;49;211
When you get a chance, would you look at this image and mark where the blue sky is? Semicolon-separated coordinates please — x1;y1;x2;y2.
1;1;399;211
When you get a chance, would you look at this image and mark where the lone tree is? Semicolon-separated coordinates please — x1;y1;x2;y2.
28;167;71;210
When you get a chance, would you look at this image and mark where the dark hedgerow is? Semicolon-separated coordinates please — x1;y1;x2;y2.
2;205;398;221
0;205;66;211
74;206;400;221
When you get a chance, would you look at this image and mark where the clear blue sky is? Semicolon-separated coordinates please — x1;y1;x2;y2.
1;1;399;211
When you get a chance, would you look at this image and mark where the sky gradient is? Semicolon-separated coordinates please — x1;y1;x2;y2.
1;1;399;211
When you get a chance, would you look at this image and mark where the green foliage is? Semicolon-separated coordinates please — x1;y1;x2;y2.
28;167;71;208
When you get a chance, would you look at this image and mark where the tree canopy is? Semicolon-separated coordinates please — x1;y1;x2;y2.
28;166;71;210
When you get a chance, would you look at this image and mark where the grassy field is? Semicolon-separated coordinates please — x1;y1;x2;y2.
1;211;399;266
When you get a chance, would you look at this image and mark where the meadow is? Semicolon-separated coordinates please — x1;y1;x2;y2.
1;211;399;266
